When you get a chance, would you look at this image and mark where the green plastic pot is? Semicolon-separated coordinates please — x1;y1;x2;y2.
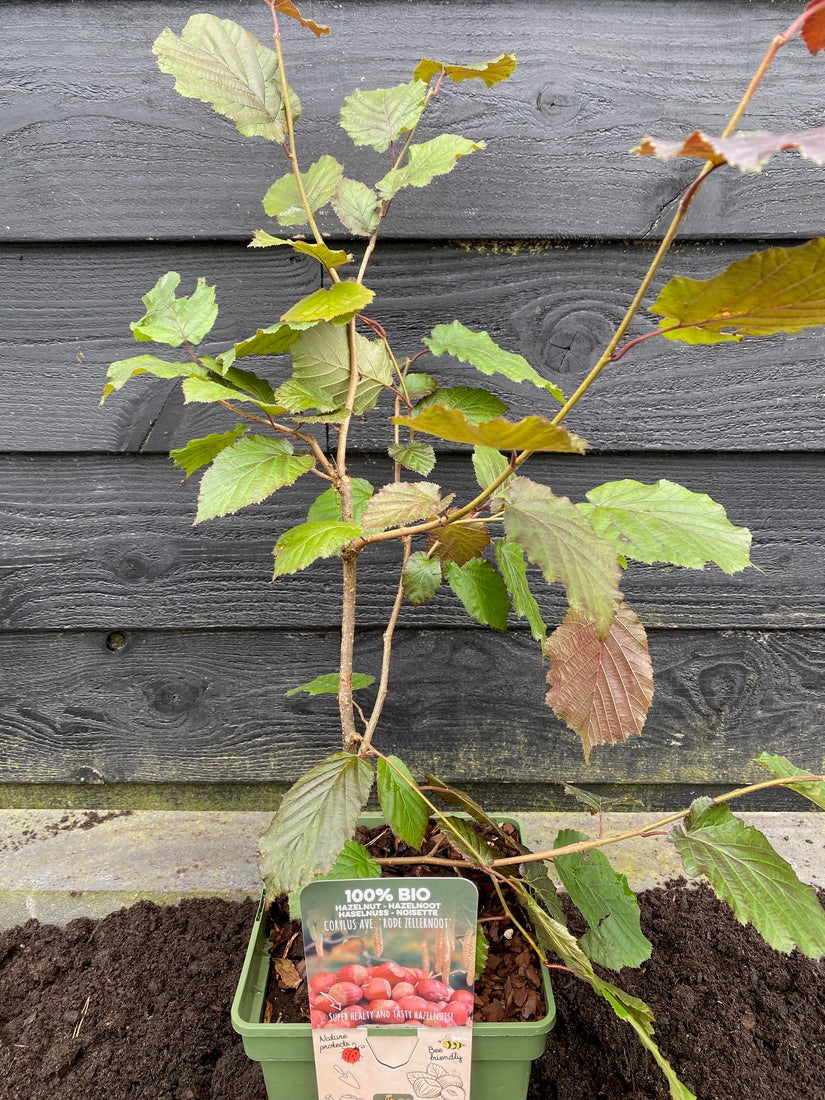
231;818;556;1100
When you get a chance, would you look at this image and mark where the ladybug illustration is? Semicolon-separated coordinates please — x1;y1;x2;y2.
341;1046;361;1064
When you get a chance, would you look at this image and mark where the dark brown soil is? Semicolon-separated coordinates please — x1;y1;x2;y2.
0;883;823;1100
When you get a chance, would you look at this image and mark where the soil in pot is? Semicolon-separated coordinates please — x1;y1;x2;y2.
0;883;824;1100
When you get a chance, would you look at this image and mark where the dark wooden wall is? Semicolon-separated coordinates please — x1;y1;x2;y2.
2;0;824;811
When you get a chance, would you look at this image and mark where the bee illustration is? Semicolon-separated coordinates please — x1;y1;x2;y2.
441;1035;463;1050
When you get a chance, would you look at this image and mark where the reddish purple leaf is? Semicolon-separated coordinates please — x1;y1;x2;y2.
545;603;653;762
634;127;825;172
802;0;825;55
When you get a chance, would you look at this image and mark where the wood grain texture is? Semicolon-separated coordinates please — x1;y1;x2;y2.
3;1;825;241
4;240;825;453
1;452;822;630
1;627;823;799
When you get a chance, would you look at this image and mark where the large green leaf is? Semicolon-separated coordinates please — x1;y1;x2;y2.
153;14;299;142
402;551;443;606
130;272;218;348
376;135;484;199
361;482;449;532
291;322;393;416
440;816;495;867
272;521;361;577
472;446;514;502
413;54;518;88
377;756;429;849
273;378;338;414
101;354;201;402
388;441;437;476
331;178;382;237
553;828;652;969
494;540;546;643
520;859;566;923
285;672;375;697
228;323;300;364
258;752;375;897
671;801;825;957
445;559;510;630
650;237;825;344
755;753;825;810
412;385;508;425
545;603;653;760
262;155;343;226
339;80;428;152
170;423;247;478
181;374;284;414
580;479;751;575
504;477;622;636
282;282;375;328
394;407;588;452
307;479;374;524
424;321;562;397
195;436;314;523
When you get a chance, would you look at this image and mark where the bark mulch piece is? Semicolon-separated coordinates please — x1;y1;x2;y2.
0;883;823;1100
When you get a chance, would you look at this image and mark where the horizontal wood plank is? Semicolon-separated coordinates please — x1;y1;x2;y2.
4;1;825;241
1;452;822;630
4;240;825;453
1;628;823;801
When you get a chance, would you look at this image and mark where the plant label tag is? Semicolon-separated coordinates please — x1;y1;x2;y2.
300;876;479;1100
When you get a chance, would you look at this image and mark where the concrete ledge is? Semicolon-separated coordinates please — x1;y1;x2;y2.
1;809;822;929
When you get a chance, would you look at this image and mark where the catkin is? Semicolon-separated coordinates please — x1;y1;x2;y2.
462;926;477;980
422;936;431;976
371;917;384;959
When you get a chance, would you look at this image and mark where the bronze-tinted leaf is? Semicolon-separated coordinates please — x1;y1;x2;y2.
545;603;653;761
803;0;825;55
428;513;491;565
634;127;825;172
273;0;330;37
394;406;587;452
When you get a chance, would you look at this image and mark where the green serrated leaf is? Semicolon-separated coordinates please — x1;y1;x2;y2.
650;237;825;344
671;802;825;957
424;774;509;838
340;79;428;152
273;378;338;414
263;155;343;226
361;482;448;532
249;232;352;270
520;859;566;924
377;756;429;849
285;672;375;697
228;323;300;363
563;784;642;815
521;893;594;976
755;753;825;810
170;424;247;478
445;558;510;631
553;828;652;969
388;441;437;476
403;372;438;399
195;435;314;524
181;374;284;415
130;272;218;348
440;816;495;867
413;385;508;425
282;281;375;328
394;407;587;452
504;477;622;636
402;551;443;606
425;321;562;397
494;540;546;643
580;479;752;575
474;924;490;980
307;479;374;524
101;355;200;403
413;54;518;88
376;135;484;200
272;520;361;577
472;445;513;493
291;322;392;415
153;14;299;142
258;752;375;897
331;178;382;237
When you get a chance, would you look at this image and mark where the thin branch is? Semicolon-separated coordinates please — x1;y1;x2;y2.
361;535;411;748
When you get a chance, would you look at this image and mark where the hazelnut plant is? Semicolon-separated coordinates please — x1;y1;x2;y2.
103;2;825;1096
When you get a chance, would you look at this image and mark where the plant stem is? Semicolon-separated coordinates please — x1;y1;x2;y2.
361;536;411;749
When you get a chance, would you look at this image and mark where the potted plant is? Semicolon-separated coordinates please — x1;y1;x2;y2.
103;2;825;1098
